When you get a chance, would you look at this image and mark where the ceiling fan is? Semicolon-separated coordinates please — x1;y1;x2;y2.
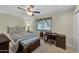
17;5;40;16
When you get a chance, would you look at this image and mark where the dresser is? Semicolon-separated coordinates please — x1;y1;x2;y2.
0;33;10;53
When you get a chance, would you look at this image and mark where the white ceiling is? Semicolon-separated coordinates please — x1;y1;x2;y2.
0;5;75;17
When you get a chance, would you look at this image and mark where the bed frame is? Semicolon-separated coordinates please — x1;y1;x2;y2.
7;25;40;53
17;39;40;53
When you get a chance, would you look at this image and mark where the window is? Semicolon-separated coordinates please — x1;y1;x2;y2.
36;17;52;31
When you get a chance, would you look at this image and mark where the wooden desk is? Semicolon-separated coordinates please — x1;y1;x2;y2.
44;33;58;41
44;33;66;50
56;34;66;50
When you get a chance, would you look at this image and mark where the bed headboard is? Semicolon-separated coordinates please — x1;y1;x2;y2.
7;25;25;34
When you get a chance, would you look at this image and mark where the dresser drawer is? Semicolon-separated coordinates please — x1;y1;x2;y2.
0;41;9;50
0;41;9;46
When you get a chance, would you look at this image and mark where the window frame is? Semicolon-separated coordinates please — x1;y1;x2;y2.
36;17;52;31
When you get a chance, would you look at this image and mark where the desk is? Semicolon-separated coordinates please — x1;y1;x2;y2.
44;33;66;50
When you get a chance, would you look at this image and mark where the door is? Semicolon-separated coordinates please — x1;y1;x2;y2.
75;12;79;52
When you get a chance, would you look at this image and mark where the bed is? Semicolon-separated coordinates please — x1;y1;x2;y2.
7;26;40;53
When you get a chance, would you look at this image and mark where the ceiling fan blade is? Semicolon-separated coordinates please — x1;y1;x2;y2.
17;7;25;11
33;11;40;13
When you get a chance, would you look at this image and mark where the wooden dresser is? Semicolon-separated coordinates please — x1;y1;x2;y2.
0;33;10;53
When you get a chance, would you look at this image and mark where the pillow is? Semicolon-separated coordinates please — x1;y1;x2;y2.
9;32;19;42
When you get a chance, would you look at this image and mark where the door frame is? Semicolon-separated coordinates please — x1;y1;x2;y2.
74;10;79;52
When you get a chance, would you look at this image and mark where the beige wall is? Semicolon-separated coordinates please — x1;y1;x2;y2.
75;5;79;13
23;17;34;32
34;10;74;48
52;10;74;48
0;13;26;33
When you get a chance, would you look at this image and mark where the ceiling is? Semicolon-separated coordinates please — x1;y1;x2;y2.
0;5;75;17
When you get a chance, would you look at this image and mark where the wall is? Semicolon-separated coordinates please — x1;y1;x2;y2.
0;13;26;33
23;17;34;32
75;5;79;13
34;10;74;48
52;10;74;48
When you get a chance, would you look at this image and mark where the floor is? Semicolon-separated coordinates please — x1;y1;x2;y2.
33;39;76;53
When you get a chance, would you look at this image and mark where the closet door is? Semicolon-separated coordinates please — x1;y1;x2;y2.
75;12;79;52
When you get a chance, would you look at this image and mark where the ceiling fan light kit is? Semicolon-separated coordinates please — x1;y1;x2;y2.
27;11;33;16
17;5;40;16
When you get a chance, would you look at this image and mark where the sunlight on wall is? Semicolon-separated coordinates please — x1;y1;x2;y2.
24;17;33;32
